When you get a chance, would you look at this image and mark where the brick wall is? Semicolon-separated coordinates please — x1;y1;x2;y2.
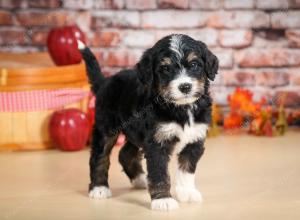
0;0;300;107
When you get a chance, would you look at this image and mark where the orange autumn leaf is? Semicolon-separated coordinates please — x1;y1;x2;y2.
224;112;243;129
228;88;253;110
227;88;266;116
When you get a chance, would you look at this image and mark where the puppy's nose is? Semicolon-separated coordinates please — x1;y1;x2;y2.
178;83;192;94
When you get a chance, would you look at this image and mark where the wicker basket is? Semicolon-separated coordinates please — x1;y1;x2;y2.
0;52;89;151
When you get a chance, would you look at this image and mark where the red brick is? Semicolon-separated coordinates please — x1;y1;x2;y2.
154;30;181;40
122;30;156;48
222;71;255;86
127;49;143;66
210;69;222;85
274;90;300;107
253;29;287;42
289;69;300;85
84;52;121;77
91;31;121;47
28;0;62;8
93;48;141;69
290;0;300;8
271;11;300;28
94;0;124;9
286;29;300;48
256;0;289;9
190;0;222;9
0;10;13;25
154;29;218;47
63;0;93;9
0;29;27;46
210;86;235;105
101;67;122;77
31;29;49;46
16;11;69;26
219;30;253;48
186;29;218;47
103;49;141;67
125;0;156;9
92;11;140;28
256;71;289;87
213;50;233;68
71;11;91;33
0;46;40;53
91;49;105;64
207;11;269;28
141;11;207;28
0;0;27;8
158;0;188;9
253;35;289;48
224;0;254;9
250;88;274;103
236;49;300;67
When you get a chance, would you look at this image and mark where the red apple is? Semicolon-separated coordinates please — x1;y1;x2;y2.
47;25;86;66
49;108;90;151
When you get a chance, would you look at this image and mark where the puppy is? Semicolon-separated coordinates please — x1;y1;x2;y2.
78;34;219;211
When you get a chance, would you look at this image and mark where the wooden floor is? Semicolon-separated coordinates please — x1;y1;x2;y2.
0;131;300;220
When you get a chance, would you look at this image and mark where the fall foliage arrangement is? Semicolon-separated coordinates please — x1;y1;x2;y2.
210;88;290;137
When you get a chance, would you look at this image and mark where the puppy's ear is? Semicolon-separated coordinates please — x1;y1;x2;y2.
136;48;153;87
198;41;219;81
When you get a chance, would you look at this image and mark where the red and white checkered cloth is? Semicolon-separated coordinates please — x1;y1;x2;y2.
0;89;91;112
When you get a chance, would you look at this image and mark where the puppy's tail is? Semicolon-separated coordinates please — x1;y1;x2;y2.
77;40;105;94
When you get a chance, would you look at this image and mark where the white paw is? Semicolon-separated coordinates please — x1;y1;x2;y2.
176;186;203;202
151;198;179;211
131;173;147;189
89;186;112;199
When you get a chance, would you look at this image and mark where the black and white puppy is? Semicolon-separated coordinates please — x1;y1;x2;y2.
78;34;218;211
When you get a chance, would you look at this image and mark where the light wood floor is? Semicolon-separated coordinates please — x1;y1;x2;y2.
0;131;300;220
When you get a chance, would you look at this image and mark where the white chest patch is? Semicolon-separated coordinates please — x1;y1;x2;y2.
154;110;208;153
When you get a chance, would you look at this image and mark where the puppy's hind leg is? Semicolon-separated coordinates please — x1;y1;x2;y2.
89;127;118;199
118;141;147;189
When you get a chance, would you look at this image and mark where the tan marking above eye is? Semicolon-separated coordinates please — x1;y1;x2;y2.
160;57;172;65
187;52;198;62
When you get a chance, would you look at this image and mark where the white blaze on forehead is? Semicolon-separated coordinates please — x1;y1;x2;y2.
170;34;183;59
170;70;193;88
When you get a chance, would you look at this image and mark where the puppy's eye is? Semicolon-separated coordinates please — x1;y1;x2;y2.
189;61;199;71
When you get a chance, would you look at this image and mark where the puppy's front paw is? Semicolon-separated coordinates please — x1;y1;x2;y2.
151;197;179;211
89;186;112;199
131;173;147;189
176;186;203;202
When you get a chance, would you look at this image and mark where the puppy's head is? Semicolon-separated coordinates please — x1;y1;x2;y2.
136;34;219;105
